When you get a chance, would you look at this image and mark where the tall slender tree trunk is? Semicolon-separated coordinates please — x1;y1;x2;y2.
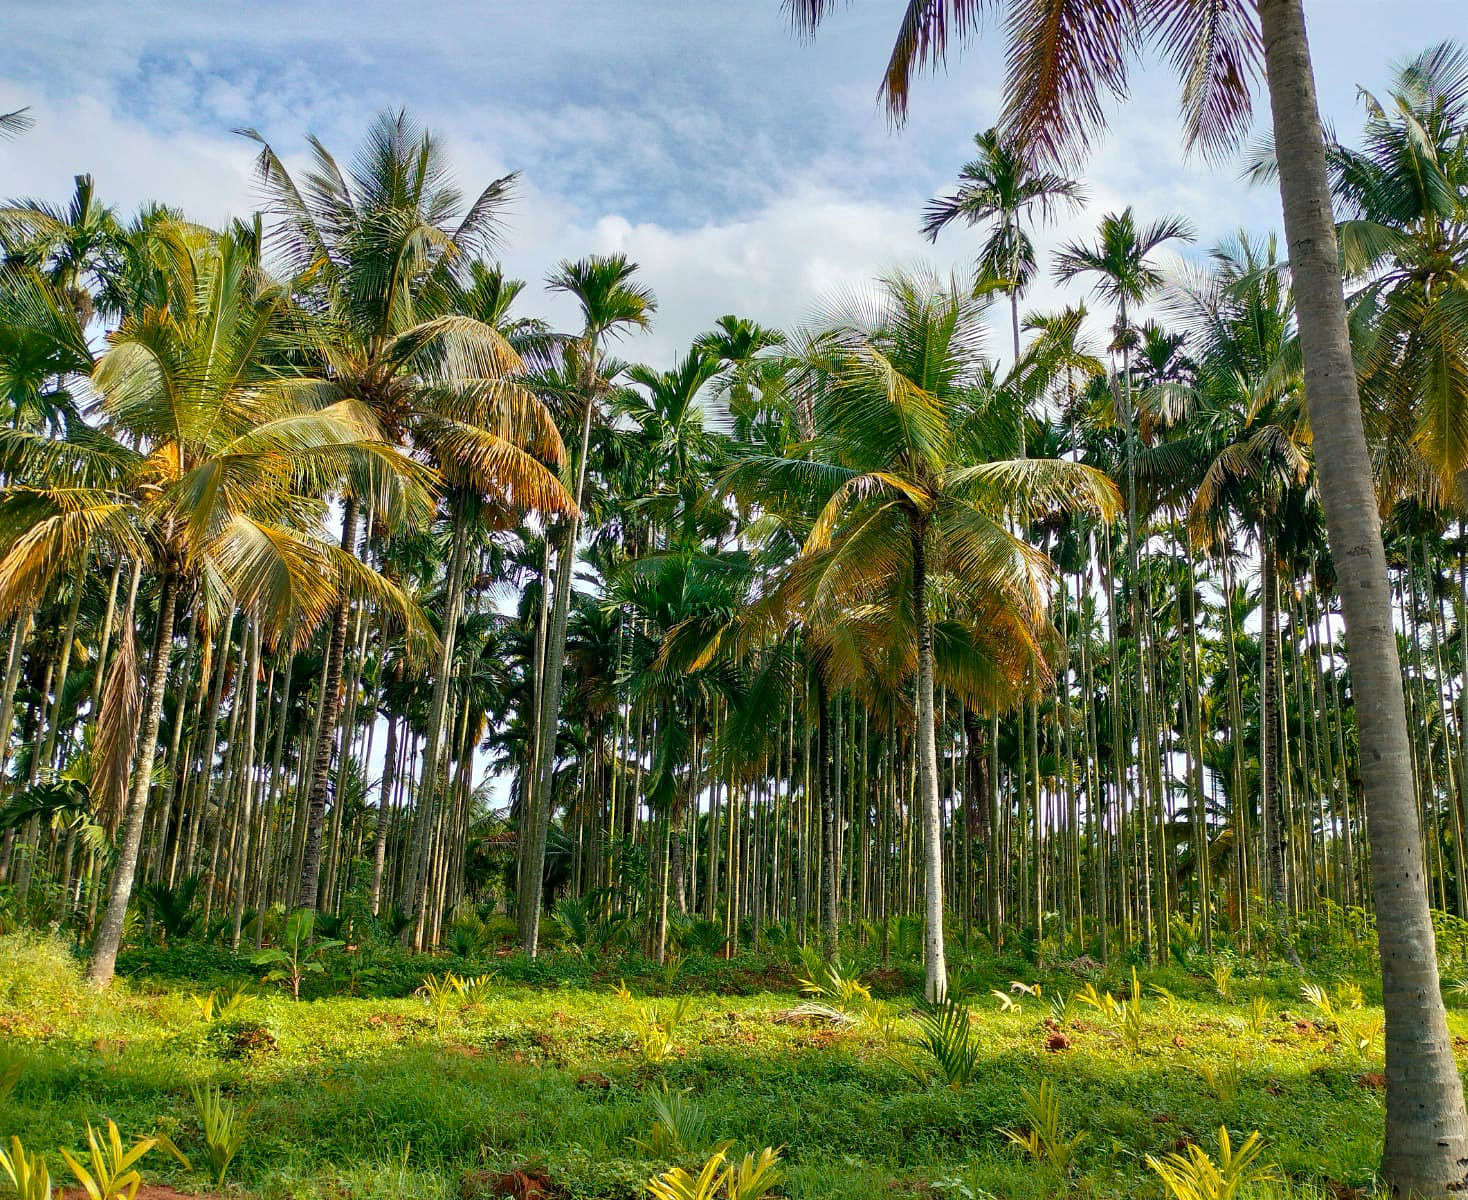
1261;542;1291;916
0;611;33;883
88;572;179;987
230;628;262;948
816;674;839;959
371;707;400;916
406;506;472;947
43;547;90;771
519;357;596;953
1258;2;1468;1190
912;522;946;1001
296;497;359;910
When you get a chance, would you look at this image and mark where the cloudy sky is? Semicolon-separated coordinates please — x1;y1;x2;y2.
0;2;1452;366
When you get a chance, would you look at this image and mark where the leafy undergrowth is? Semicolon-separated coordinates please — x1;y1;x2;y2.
0;932;1447;1200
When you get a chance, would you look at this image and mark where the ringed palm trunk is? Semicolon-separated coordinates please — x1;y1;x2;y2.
912;521;946;1001
817;673;839;959
0;611;33;883
88;571;179;987
370;706;399;916
296;496;359;910
1258;1;1468;1190
1260;541;1290;915
519;364;596;953
405;506;472;947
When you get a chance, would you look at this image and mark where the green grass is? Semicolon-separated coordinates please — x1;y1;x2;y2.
0;930;1443;1199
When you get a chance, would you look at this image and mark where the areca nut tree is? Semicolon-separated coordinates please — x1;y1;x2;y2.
786;0;1468;1188
518;253;654;954
727;270;1118;999
243;111;573;915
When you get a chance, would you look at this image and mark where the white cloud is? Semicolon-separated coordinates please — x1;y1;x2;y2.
0;0;1447;374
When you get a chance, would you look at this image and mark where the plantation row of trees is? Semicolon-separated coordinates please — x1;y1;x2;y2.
1;2;1467;1193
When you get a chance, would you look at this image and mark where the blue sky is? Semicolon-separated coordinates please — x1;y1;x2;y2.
1;2;1457;365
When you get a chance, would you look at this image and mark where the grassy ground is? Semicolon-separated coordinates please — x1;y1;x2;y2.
0;930;1446;1200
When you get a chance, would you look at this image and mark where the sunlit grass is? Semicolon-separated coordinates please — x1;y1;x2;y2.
0;932;1441;1199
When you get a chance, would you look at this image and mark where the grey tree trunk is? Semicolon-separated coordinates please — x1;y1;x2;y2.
229;627;261;948
405;507;472;947
817;674;839;959
0;610;33;883
88;572;178;987
1258;1;1468;1191
913;524;946;1001
296;496;359;910
519;368;597;953
370;708;399;916
1260;543;1290;913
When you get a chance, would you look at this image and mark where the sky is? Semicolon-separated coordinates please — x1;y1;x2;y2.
1;1;1455;370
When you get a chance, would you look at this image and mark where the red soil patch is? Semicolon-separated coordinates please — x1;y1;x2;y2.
63;1189;221;1200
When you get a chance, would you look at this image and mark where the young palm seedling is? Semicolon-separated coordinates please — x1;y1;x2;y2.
910;997;981;1088
646;1146;781;1200
1000;1080;1086;1174
417;972;467;1032
1209;961;1234;1001
1119;968;1147;1052
1198;1057;1242;1104
632;1085;714;1157
190;1084;250;1186
251;909;343;1001
1078;969;1145;1052
1047;991;1080;1028
189;982;253;1023
0;1137;52;1200
633;995;693;1063
795;947;878;1027
1246;995;1271;1038
1300;982;1337;1027
59;1121;187;1200
1146;1126;1275;1200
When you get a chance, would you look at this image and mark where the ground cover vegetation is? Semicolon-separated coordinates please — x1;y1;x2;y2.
3;4;1468;1196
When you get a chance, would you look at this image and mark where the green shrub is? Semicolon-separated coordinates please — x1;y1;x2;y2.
0;932;94;1024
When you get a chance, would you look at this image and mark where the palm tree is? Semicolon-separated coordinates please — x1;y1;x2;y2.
787;0;1468;1187
1309;41;1468;502
0;109;32;142
1156;235;1312;933
518;253;654;954
1052;208;1194;472
727;270;1117;998
0;222;427;984
923;127;1084;366
1258;8;1468;1188
242;111;571;912
1052;209;1190;955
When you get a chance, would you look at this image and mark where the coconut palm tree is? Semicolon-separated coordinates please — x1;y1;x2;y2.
0;221;428;984
786;0;1468;1186
726;270;1117;998
1259;12;1468;1184
242;111;571;912
518;253;654;954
